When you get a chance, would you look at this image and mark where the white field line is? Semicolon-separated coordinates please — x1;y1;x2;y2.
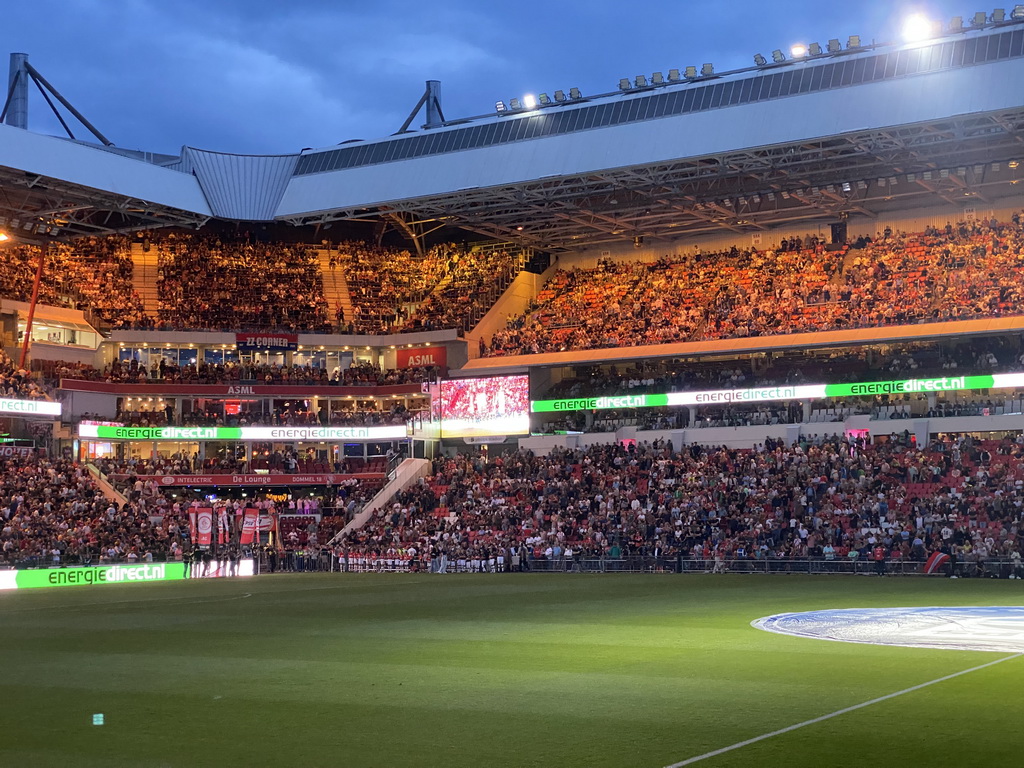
664;652;1023;768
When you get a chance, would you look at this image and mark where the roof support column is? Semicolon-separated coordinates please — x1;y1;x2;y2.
4;53;29;129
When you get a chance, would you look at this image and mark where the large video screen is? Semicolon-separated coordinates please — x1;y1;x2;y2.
439;375;530;438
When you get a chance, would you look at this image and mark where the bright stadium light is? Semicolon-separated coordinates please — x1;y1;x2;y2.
522;93;537;109
791;44;807;58
902;13;933;42
0;233;8;242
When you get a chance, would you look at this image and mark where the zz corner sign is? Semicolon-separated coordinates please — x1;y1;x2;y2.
235;333;298;351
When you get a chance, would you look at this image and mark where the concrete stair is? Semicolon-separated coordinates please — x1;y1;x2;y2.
317;249;353;330
129;243;161;316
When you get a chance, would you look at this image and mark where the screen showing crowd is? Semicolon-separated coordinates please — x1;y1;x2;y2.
439;376;530;438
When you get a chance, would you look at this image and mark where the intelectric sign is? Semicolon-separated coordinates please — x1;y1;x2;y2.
531;373;1018;413
0;563;184;591
0;398;61;417
77;424;407;442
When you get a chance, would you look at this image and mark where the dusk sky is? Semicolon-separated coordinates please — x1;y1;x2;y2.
7;0;977;155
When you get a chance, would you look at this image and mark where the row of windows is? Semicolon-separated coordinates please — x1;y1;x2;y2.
296;28;1024;177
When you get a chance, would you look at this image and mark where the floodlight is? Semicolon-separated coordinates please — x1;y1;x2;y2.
791;44;807;58
754;53;767;66
569;87;582;99
993;8;1006;22
950;15;964;30
857;180;868;189
992;162;1002;171
684;66;698;78
509;98;521;110
553;90;566;102
827;38;841;52
1010;160;1021;169
972;11;987;25
1013;5;1024;20
522;93;537;109
888;176;898;185
847;35;861;48
651;71;664;84
0;233;8;243
495;101;506;112
701;63;714;76
907;173;917;182
766;192;776;201
667;68;681;81
902;13;932;42
922;171;933;180
808;42;822;55
538;93;551;105
974;164;985;174
635;75;648;87
842;182;852;192
772;49;786;62
939;168;950;178
619;78;632;90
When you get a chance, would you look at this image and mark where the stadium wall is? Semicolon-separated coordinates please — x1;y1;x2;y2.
466;262;557;359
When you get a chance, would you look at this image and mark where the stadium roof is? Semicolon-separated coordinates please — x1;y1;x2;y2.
4;19;1024;247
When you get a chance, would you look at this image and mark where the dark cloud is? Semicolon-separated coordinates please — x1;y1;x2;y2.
6;0;972;155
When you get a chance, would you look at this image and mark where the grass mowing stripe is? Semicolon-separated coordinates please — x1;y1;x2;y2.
663;652;1023;768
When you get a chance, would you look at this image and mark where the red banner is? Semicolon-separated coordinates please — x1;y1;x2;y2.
108;472;383;487
59;380;421;397
196;507;213;548
240;508;259;545
396;345;447;369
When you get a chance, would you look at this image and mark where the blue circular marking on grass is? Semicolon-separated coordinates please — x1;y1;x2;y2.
753;606;1024;652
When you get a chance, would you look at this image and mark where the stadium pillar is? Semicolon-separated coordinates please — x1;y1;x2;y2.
424;80;443;128
4;53;29;129
18;242;45;369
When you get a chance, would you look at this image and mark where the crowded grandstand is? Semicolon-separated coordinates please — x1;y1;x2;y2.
2;10;1024;582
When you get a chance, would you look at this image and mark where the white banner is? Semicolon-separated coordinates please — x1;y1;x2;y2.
0;398;61;417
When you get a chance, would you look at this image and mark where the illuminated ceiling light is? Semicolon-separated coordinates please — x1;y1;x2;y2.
902;13;933;42
753;53;767;66
790;44;807;58
771;49;786;63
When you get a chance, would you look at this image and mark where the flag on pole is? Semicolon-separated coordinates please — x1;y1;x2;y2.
197;507;213;548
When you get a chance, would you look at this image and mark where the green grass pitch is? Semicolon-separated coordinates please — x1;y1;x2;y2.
0;574;1021;767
